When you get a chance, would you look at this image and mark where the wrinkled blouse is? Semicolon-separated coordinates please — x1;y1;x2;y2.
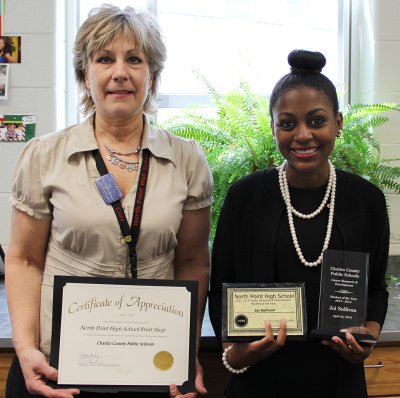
10;115;214;356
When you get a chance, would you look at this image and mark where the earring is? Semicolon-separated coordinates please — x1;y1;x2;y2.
86;89;91;98
336;129;342;138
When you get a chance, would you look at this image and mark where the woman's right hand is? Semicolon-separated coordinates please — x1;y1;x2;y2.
17;347;80;397
226;319;287;368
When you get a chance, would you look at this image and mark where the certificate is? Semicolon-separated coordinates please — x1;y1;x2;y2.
222;283;307;342
50;276;198;393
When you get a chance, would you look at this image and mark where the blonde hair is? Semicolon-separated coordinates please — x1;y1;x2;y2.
74;4;167;116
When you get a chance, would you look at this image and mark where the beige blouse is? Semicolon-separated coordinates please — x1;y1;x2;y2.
10;115;214;357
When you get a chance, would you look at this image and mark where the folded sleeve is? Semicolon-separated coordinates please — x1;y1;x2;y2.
183;140;214;210
9;137;53;219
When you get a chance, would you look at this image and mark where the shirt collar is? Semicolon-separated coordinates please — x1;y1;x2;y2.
65;114;176;166
142;116;176;166
65;115;97;159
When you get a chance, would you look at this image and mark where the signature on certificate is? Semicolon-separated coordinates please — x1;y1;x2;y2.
78;353;118;367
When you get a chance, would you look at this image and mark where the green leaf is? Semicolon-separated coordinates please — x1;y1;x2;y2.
159;76;400;243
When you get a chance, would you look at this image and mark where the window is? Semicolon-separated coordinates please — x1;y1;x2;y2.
67;0;348;124
64;0;349;338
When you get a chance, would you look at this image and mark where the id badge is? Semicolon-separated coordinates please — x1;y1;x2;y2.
95;173;123;204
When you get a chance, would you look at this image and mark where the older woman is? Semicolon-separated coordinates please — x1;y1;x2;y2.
5;5;212;398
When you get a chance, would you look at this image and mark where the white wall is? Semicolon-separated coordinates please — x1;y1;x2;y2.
351;0;400;255
0;0;400;263
0;0;62;269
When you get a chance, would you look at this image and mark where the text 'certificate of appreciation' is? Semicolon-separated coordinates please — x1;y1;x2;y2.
50;276;197;393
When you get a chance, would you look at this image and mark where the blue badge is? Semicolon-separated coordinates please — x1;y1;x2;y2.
95;173;123;204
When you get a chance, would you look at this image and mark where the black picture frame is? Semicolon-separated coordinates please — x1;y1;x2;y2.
0;243;4;261
49;276;198;393
222;282;307;342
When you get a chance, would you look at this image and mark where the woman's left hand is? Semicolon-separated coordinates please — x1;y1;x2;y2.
322;331;374;364
169;358;207;397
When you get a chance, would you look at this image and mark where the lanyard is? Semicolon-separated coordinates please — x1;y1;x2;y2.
92;148;150;278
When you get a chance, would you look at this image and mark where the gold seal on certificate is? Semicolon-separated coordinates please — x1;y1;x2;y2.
222;283;307;342
154;351;174;371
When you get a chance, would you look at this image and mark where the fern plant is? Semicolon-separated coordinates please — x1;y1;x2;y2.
332;103;400;194
160;73;400;242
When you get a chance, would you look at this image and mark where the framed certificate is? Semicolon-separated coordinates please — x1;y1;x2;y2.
222;283;307;342
49;276;198;393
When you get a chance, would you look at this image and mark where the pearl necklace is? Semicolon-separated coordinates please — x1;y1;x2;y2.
278;160;336;267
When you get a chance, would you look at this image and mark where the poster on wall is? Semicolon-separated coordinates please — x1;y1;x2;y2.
0;63;8;99
0;114;36;142
0;36;21;63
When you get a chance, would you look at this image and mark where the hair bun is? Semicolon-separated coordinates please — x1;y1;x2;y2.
288;49;326;73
